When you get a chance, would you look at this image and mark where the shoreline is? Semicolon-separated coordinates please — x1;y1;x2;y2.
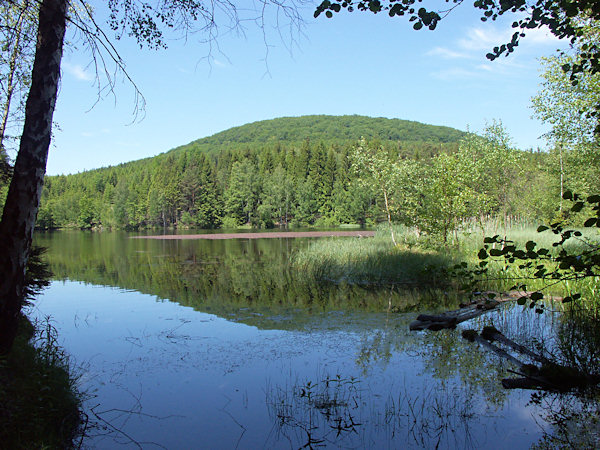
131;231;376;240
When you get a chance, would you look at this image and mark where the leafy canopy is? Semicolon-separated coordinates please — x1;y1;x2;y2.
531;20;600;146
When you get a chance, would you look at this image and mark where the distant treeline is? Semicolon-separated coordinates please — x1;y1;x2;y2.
38;138;459;230
11;115;592;233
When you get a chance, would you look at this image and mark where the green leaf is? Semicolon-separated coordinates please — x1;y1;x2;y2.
489;248;502;257
478;248;488;260
563;190;573;200
571;202;584;212
530;292;544;301
517;296;527;305
583;217;597;227
537;225;549;232
525;241;536;251
562;296;572;303
588;194;600;203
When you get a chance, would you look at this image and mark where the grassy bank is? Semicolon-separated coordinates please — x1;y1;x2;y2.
0;314;82;448
293;223;600;300
293;225;458;287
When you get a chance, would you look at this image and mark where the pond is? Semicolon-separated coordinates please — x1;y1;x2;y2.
31;230;576;449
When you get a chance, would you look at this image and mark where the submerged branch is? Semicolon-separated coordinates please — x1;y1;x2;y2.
462;328;600;392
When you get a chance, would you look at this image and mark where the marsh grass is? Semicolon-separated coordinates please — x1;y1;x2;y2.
0;314;82;449
293;225;457;288
464;225;600;298
294;223;600;301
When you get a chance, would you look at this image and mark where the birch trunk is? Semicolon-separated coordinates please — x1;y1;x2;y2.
382;187;397;246
0;0;67;354
0;13;23;150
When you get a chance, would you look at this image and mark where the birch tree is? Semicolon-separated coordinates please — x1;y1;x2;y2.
0;0;37;154
350;138;419;245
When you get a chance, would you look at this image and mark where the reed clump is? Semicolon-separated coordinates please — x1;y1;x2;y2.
293;223;600;300
293;225;458;288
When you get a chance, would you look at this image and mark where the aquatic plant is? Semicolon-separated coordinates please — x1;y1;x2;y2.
265;370;488;449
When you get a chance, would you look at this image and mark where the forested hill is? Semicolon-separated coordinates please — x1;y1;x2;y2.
34;115;483;231
176;115;466;155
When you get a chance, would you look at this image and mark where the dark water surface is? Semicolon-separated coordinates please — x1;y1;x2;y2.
32;230;555;449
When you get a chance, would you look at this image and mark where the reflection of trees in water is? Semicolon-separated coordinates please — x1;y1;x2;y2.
555;306;600;377
34;232;459;330
356;329;393;374
531;390;600;449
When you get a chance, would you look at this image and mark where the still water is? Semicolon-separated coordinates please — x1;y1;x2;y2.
32;231;557;449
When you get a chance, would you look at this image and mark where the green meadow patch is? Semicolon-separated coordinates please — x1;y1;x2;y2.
293;223;600;302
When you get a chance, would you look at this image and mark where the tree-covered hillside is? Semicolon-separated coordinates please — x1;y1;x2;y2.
26;115;576;234
180;115;466;153
31;115;471;230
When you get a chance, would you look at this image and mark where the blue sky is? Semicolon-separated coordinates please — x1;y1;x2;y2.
45;2;569;176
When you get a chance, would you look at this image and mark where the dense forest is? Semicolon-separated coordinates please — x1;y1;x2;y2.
1;115;595;238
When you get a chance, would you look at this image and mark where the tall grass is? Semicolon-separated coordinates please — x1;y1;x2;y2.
466;225;600;299
0;314;83;448
293;225;459;287
293;222;600;301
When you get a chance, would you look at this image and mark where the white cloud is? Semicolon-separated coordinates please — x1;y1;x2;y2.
427;47;469;60
457;27;512;52
433;24;564;62
63;63;93;82
427;22;562;82
523;26;562;45
430;66;481;81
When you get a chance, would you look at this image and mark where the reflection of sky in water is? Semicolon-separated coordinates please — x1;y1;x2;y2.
32;280;546;449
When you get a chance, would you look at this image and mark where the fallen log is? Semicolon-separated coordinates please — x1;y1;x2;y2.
501;378;546;390
409;291;566;331
409;292;514;331
481;326;553;366
462;330;531;372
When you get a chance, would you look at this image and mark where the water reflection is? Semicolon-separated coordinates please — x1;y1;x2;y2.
34;230;459;327
30;231;575;448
